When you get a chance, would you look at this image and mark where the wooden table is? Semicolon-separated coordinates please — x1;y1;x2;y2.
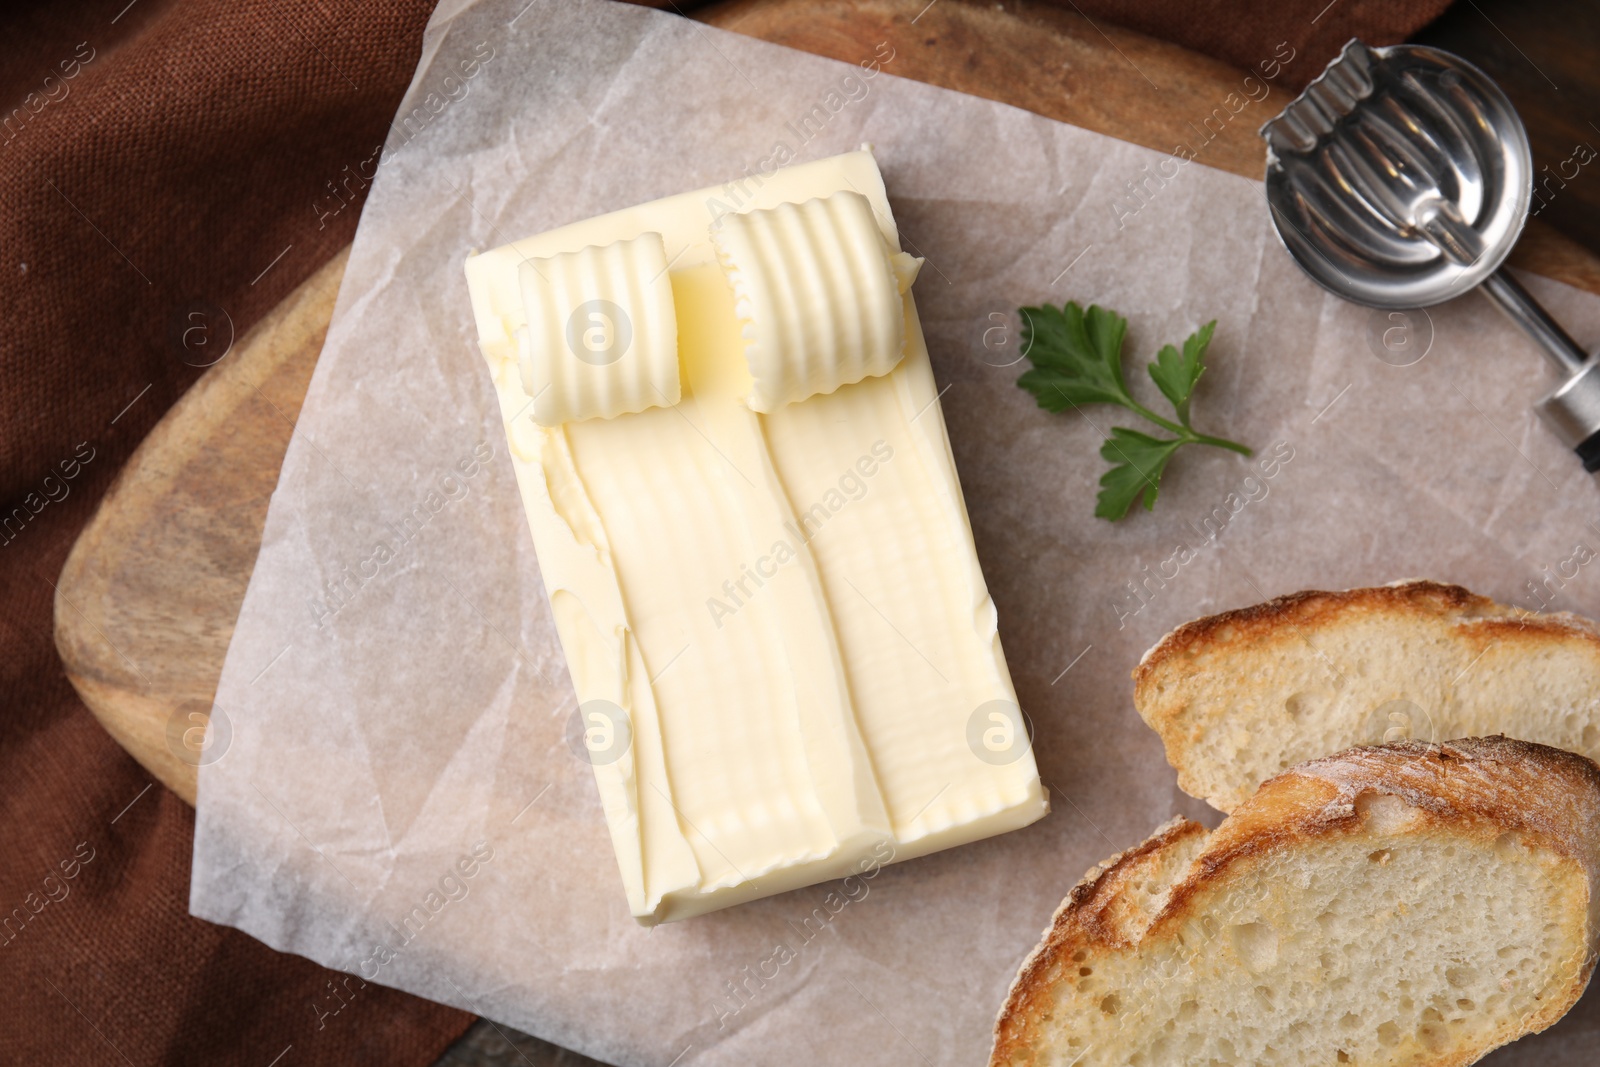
49;1;1600;1063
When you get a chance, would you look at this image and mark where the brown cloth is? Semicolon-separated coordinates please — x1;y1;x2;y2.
0;0;474;1064
0;0;1450;1064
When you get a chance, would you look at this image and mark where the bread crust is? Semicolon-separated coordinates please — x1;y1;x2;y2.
991;815;1207;1064
1134;580;1600;681
1132;580;1600;812
990;738;1600;1067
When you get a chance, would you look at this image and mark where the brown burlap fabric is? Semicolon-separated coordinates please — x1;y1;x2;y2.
0;0;1450;1063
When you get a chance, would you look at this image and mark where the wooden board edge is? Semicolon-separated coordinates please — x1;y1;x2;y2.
54;248;351;805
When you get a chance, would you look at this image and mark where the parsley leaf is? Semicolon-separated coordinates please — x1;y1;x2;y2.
1147;320;1214;427
1097;428;1184;520
1016;302;1133;411
1016;303;1249;521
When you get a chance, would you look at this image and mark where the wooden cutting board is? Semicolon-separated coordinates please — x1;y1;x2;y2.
54;0;1600;806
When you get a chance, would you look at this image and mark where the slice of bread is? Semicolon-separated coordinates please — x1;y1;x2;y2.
990;738;1600;1067
1134;580;1600;813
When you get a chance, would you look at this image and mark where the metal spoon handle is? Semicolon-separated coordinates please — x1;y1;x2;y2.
1480;269;1589;376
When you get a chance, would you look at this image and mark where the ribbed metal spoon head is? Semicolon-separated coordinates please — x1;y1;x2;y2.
1261;39;1532;309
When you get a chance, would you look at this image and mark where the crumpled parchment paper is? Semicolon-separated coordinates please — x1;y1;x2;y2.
191;1;1600;1063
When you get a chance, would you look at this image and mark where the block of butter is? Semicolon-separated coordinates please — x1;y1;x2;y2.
464;149;1047;924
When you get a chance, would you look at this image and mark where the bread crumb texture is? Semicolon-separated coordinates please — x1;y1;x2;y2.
990;738;1600;1067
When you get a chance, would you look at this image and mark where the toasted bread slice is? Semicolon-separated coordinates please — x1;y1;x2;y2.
990;738;1600;1067
1134;580;1600;813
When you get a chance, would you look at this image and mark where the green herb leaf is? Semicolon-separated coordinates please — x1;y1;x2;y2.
1147;319;1215;426
1016;302;1250;522
1095;427;1184;520
1016;303;1133;412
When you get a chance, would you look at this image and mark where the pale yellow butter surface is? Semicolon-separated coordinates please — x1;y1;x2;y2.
464;149;1046;924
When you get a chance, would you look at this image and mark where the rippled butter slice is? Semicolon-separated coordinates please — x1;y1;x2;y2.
464;149;1047;924
517;233;680;426
713;191;923;412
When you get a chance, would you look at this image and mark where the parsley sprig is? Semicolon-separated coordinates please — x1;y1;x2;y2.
1016;302;1250;520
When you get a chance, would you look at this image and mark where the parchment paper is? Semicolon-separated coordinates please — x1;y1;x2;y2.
191;1;1600;1063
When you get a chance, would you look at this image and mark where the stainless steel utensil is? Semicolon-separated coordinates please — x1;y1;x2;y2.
1261;39;1600;469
